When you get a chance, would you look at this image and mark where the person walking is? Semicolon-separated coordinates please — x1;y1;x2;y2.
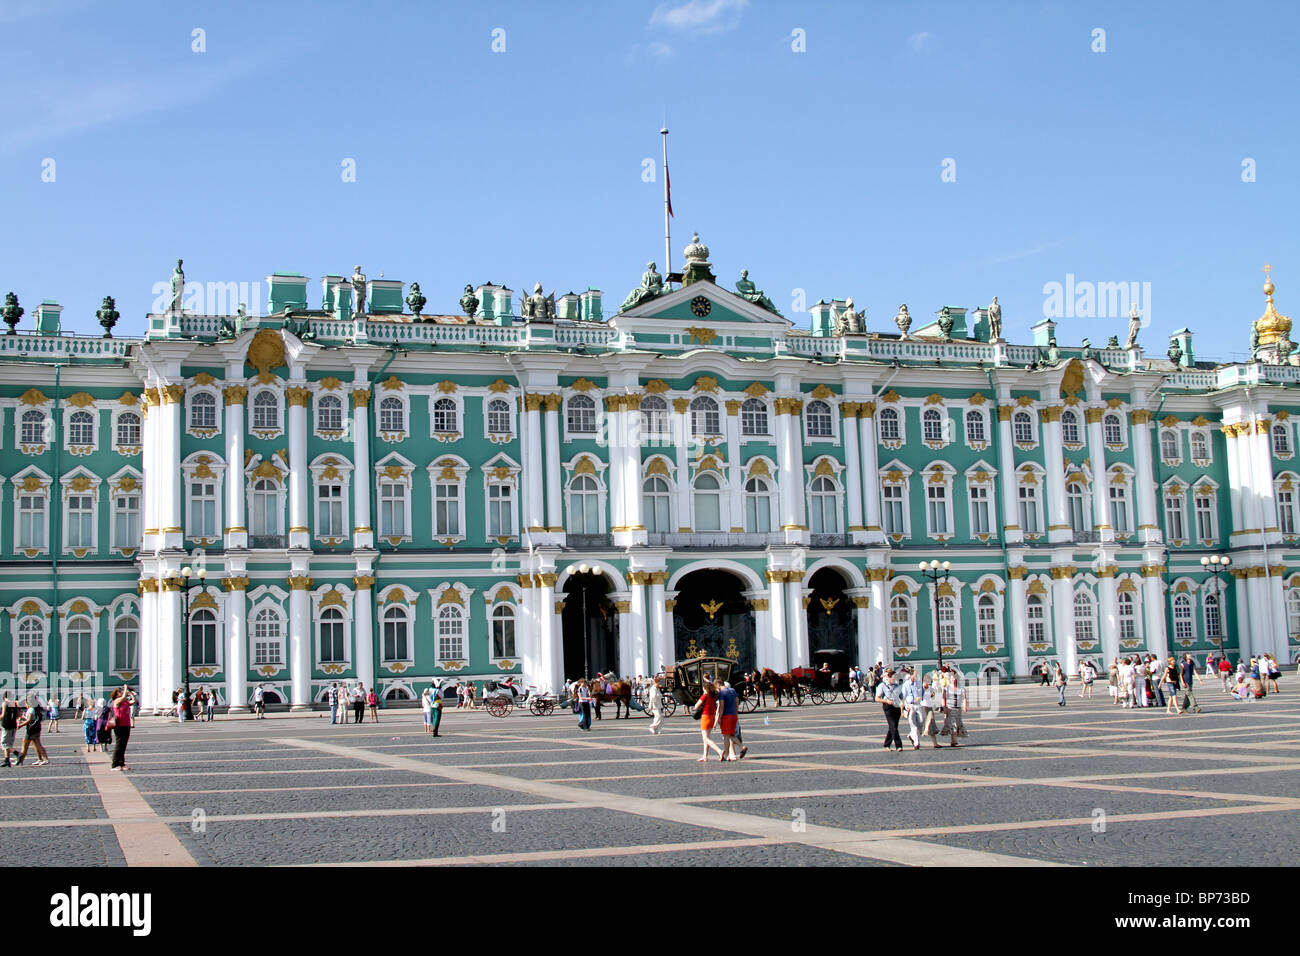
109;687;135;771
2;694;21;767
94;699;113;753
253;683;266;719
919;674;942;749
1180;654;1203;714
176;686;188;725
1132;657;1148;707
82;699;98;752
367;687;379;722
1219;655;1234;692
1039;663;1052;687
901;668;925;749
693;682;724;762
1149;655;1167;708
875;668;904;752
1108;658;1120;704
1265;654;1282;695
14;695;50;765
1080;659;1097;698
1162;657;1184;716
576;680;593;731
421;686;434;733
716;681;744;760
47;697;60;734
1053;664;1068;707
940;674;968;747
646;677;665;735
430;686;443;736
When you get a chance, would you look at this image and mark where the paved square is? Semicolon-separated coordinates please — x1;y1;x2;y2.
3;683;1297;866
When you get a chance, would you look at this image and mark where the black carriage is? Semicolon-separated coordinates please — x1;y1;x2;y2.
668;657;761;714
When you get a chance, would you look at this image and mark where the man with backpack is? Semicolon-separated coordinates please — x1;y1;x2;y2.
14;695;50;766
1;694;19;767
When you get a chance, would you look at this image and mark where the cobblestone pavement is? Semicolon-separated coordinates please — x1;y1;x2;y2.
2;682;1297;866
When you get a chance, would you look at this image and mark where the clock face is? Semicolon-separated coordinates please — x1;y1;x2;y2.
690;296;711;318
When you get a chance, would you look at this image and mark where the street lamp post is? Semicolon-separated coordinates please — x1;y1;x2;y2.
565;564;594;680
918;559;953;673
180;562;208;721
1200;554;1231;658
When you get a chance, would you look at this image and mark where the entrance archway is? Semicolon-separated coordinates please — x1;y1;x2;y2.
807;567;855;656
672;569;756;671
561;572;618;680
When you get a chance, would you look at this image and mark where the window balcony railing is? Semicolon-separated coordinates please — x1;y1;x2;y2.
645;532;778;549
809;533;850;548
565;533;612;549
1072;531;1100;543
248;535;287;550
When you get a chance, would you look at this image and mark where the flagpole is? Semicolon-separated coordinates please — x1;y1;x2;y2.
661;127;672;285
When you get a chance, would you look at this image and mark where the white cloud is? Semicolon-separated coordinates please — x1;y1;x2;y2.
650;42;675;57
908;31;932;53
650;0;749;33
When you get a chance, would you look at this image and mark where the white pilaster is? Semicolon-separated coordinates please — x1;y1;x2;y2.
352;383;373;549
353;563;375;693
1267;565;1289;661
1051;570;1077;674
1131;410;1161;545
628;576;648;677
866;569;890;667
543;396;563;533
225;573;248;712
160;384;184;550
786;575;809;669
1042;405;1070;543
1085;407;1111;542
858;409;884;544
139;569;158;712
606;399;625;533
649;574;669;671
725;401;743;532
287;379;309;549
846;589;871;664
1097;570;1119;667
1142;569;1168;659
224;378;247;549
1008;570;1029;678
768;572;788;672
997;406;1023;545
142;389;160;554
674;404;691;531
288;558;312;710
842;404;864;535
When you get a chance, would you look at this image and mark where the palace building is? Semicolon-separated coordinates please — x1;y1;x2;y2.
1;238;1297;712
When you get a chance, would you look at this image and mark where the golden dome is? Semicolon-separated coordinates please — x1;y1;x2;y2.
1255;264;1291;347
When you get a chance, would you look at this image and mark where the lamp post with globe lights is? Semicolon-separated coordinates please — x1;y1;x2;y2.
180;562;207;721
1200;554;1231;658
918;559;953;673
564;563;596;680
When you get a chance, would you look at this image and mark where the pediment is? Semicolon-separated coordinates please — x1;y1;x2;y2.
610;281;792;330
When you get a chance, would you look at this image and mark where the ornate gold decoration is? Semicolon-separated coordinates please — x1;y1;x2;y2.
118;391;138;406
573;456;597;476
437;380;460;394
811;384;835;400
701;598;724;620
246;329;285;375
685;327;717;345
819;596;840;613
159;384;184;405
696;455;720;472
252;460;283;481
286;575;314;591
352;574;375;591
814;458;835;477
65;391;96;409
437;587;465;607
191;592;217;610
352;388;371;408
693;376;719;393
747;459;770;479
646;457;670;477
569;377;598;392
221;385;246;406
725;399;742;416
744;382;769;397
880;389;901;404
68;476;93;492
285;386;310;407
20;388;48;406
996;405;1012;422
643;379;670;394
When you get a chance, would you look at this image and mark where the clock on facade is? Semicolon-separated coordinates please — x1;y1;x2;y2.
690;296;711;317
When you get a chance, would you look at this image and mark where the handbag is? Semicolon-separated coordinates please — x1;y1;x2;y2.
691;699;705;720
105;710;117;730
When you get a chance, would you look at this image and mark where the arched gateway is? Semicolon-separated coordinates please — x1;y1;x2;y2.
672;569;756;672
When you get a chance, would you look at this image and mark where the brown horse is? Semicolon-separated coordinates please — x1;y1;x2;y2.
760;669;803;707
590;678;634;718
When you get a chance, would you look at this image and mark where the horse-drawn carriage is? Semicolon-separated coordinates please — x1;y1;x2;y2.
794;649;855;704
481;678;526;717
662;657;761;713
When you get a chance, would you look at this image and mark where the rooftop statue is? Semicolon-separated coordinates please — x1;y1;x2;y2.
405;282;427;320
1046;335;1061;364
521;282;555;322
1107;335;1120;349
937;306;955;341
988;296;1002;341
1168;339;1184;365
96;295;120;338
835;297;864;335
1080;337;1093;361
460;284;480;320
217;309;237;339
734;269;779;314
1125;303;1141;350
170;259;185;314
3;291;25;334
351;266;367;315
894;304;912;338
620;262;664;312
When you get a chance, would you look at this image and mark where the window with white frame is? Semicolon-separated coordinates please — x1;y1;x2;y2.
882;482;906;536
1103;413;1124;446
16;617;44;672
1287;589;1300;638
568;474;602;533
252;608;282;666
64;617;94;672
1277;477;1297;535
252;390;279;431
965;410;986;445
640;396;668;436
1018;476;1041;535
319;607;346;663
926;481;950;536
1118;590;1137;642
922;408;944;444
805;400;833;438
1191;430;1210;462
487;481;515;538
889;595;912;648
112;616;139;672
189;477;219;540
1109;479;1131;534
1061;409;1081;445
250;479;281;537
741;398;768;436
643;475;672;533
383;605;410;662
1160;428;1180;461
1173;593;1195;642
67;410;95;448
491;605;516;659
1073;591;1096;645
378;480;408;539
968;482;992;536
317;394;344;433
1067;481;1089;534
432;397;459;434
936;595;957;647
115;411;141;449
1274;422;1292;457
379;396;405;434
66;489;95;550
190;608;218;666
567;395;597;434
690;396;720;436
486;399;511;436
1164;489;1187;542
190;392;218;431
1013;411;1034;444
808;475;840;534
977;594;999;646
693;473;723;531
1194;489;1216;541
434;480;462;538
20;409;48;447
436;605;465;661
112;487;141;552
1026;594;1047;645
1204;591;1222;643
17;484;47;551
878;407;901;442
744;477;773;533
316;480;345;538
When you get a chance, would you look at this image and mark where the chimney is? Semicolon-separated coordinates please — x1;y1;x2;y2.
35;301;62;336
367;279;404;315
580;289;602;322
267;274;309;314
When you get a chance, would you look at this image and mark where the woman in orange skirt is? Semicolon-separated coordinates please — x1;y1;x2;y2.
695;682;724;763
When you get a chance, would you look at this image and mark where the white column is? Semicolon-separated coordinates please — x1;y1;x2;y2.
1245;571;1270;661
287;383;309;548
225;579;248;712
790;403;807;529
768;571;788;672
1131;411;1161;544
624;397;644;536
1233;572;1252;658
674;402;691;530
543;397;563;532
353;572;375;692
1085;408;1111;541
786;574;809;669
846;589;871;663
867;571;890;667
141;390;159;554
139;573;158;712
288;570;311;710
628;576;648;677
1051;570;1077;674
1098;571;1119;667
544;582;563;692
1223;425;1245;534
519;584;538;690
158;560;182;705
614;594;634;677
1042;407;1070;543
1142;568;1168;659
725;400;743;532
649;573;669;671
1008;571;1029;678
1251;422;1281;540
997;407;1022;544
224;385;247;549
842;404;863;533
1267;565;1289;660
606;398;624;532
160;384;184;550
352;386;373;549
523;396;544;532
743;589;771;671
859;407;883;542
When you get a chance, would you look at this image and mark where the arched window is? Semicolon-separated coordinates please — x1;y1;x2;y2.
432;398;458;433
977;594;999;646
250;478;280;536
879;407;900;441
190;392;217;430
568;473;601;533
17;617;44;672
436;605;464;661
1273;423;1291;457
116;412;141;447
806;400;833;438
1118;590;1137;641
491;605;516;659
808;474;840;534
1103;413;1123;445
690;396;720;436
252;391;279;431
1026;595;1046;645
1204;591;1222;643
379;396;405;433
922;408;944;443
113;616;139;672
190;608;218;666
21;409;47;445
966;410;986;445
1160;429;1179;460
741;398;768;436
1173;593;1194;642
693;472;722;531
744;477;773;533
1067;481;1089;534
1287;590;1300;638
68;411;95;446
1073;591;1096;645
486;399;511;434
1013;411;1033;444
317;394;343;432
936;595;957;647
65;617;94;672
567;395;596;434
889;595;912;648
640;395;667;435
1061;410;1080;445
252;607;282;666
642;475;671;533
319;607;345;663
383;606;409;662
1191;430;1209;461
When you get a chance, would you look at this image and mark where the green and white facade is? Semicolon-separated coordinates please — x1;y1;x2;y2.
3;240;1299;712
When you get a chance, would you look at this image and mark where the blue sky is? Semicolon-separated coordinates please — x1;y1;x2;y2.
2;0;1296;362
